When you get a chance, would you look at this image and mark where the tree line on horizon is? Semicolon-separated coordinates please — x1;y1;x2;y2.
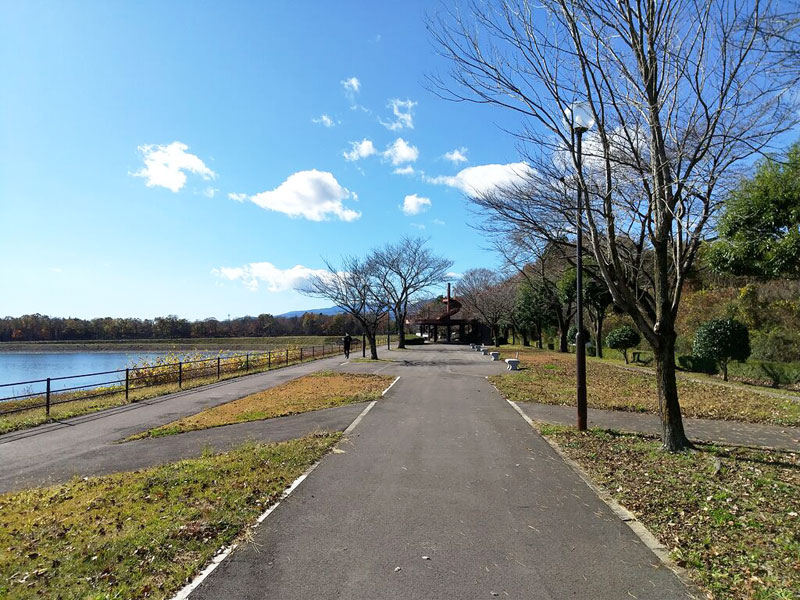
0;311;369;343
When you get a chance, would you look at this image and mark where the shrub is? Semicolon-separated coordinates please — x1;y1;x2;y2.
729;360;800;388
693;318;751;381
750;328;800;363
567;324;591;344
404;337;425;346
677;354;719;375
606;326;641;364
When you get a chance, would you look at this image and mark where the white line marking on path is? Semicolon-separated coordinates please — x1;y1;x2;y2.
381;376;401;396
169;377;398;600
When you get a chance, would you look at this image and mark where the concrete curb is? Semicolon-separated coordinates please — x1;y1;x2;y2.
503;397;704;599
169;378;396;600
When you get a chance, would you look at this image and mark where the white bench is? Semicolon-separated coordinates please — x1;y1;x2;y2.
505;358;520;371
489;351;500;361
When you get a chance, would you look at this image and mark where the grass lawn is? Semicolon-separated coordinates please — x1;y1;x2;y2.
131;372;394;439
0;434;340;600
536;425;799;600
490;348;800;426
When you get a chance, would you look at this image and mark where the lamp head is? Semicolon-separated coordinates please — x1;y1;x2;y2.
564;101;595;133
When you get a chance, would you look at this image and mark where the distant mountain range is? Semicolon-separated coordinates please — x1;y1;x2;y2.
277;306;345;318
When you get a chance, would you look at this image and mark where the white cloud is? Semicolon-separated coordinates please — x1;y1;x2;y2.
432;218;446;226
446;271;462;279
426;162;534;196
133;141;215;192
203;187;218;198
410;223;426;230
443;147;468;164
244;170;360;222
312;114;337;128
213;262;329;292
343;139;377;162
402;194;431;216
380;99;417;131
393;166;414;175
341;76;361;95
383;138;419;165
229;192;248;202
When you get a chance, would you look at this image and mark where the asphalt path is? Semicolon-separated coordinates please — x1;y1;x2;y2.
0;353;355;493
191;345;692;599
517;401;800;451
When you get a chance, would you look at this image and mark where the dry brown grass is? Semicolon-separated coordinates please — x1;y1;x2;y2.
491;348;800;425
133;372;394;439
538;424;799;600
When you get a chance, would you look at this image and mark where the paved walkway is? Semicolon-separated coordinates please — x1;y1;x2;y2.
516;402;800;451
0;353;356;493
10;343;792;597
191;345;693;599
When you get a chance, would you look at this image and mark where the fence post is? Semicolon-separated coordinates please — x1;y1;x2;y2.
300;347;303;362
286;348;289;365
217;357;221;380
125;368;129;401
268;351;271;370
178;362;183;389
312;346;315;359
246;353;249;371
46;377;51;418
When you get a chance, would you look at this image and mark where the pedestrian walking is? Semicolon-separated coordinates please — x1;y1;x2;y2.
343;333;351;359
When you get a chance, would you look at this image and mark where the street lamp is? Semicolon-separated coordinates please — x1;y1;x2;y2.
564;101;595;432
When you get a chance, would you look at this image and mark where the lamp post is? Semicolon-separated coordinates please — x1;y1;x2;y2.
565;101;595;432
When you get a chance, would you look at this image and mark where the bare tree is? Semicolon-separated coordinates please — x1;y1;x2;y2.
370;237;453;349
430;0;799;450
457;268;516;346
302;255;388;360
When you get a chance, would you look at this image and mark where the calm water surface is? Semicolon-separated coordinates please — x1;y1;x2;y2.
0;352;172;398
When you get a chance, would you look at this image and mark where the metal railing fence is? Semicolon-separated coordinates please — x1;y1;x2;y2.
0;339;360;417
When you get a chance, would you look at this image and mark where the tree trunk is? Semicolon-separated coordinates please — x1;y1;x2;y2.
396;312;406;349
522;331;530;346
653;333;692;451
367;332;379;360
595;313;604;358
558;327;568;353
722;360;728;382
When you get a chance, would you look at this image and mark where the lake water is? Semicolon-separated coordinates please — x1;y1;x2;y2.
0;352;172;399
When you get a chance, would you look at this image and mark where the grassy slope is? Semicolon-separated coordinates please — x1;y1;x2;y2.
0;434;340;600
538;425;799;600
490;348;800;426
132;372;394;439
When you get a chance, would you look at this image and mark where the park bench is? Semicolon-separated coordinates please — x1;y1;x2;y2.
632;351;643;362
505;358;520;370
489;351;500;361
481;348;489;355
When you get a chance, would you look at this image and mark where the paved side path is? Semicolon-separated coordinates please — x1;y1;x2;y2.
191;345;692;599
0;353;354;493
517;402;800;451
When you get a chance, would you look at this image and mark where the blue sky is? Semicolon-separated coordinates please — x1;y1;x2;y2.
0;1;533;320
